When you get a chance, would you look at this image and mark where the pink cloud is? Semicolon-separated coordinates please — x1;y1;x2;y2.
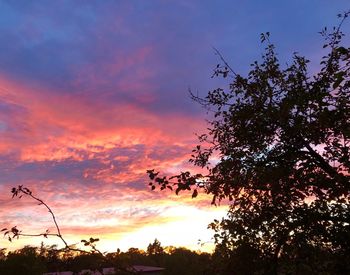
0;74;204;160
0;68;216;253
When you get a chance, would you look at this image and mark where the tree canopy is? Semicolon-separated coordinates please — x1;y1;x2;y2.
148;12;350;274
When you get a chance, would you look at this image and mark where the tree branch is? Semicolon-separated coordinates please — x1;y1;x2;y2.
4;185;103;255
303;142;348;185
212;47;238;77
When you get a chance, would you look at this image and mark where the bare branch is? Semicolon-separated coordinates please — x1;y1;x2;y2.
212;47;238;77
5;185;103;255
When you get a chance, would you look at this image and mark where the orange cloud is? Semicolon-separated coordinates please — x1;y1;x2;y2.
0;72;220;254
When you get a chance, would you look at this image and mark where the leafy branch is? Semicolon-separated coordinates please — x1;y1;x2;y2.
2;185;103;255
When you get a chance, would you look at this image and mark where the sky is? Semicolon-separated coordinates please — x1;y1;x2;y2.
0;1;349;253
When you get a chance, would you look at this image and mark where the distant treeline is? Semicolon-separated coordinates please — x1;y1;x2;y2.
0;240;212;275
1;238;350;274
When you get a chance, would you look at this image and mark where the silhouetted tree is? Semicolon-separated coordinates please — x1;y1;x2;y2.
163;247;211;275
148;11;350;274
147;239;164;256
1;246;46;275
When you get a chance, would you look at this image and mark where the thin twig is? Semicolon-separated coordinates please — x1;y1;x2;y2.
22;188;69;248
4;185;103;255
212;47;238;77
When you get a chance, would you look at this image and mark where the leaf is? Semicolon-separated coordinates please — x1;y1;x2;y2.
333;72;344;89
337;46;348;54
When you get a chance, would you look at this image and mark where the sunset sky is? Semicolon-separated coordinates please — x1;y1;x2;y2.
0;1;349;253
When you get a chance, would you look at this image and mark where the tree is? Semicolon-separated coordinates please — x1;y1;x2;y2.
163;247;211;275
2;246;46;275
148;12;350;274
147;239;164;256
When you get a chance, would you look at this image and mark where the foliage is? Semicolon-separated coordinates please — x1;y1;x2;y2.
148;11;350;274
1;246;46;275
147;238;164;256
0;242;212;275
